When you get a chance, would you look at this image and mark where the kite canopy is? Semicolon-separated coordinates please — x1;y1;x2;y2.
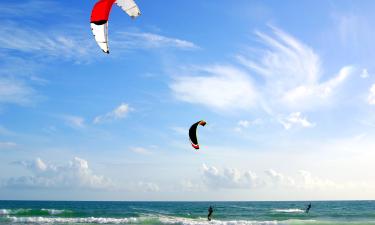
189;120;206;150
90;0;141;54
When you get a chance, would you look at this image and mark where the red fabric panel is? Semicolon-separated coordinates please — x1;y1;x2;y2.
90;0;116;22
192;143;200;149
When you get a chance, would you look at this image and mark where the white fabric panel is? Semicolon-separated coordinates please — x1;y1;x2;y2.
115;0;141;18
90;22;109;53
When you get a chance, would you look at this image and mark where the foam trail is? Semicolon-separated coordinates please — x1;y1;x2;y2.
159;216;280;225
273;209;304;213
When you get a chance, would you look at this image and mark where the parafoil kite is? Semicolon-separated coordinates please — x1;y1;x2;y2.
90;0;141;54
189;120;206;150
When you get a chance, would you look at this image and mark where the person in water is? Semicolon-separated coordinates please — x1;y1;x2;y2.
207;206;213;221
305;202;312;213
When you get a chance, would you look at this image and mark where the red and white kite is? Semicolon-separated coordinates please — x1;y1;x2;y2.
90;0;141;54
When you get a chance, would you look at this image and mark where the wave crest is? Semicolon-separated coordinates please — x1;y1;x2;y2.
273;209;304;213
7;216;139;224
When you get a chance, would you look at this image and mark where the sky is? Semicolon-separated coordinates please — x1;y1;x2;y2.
1;0;375;201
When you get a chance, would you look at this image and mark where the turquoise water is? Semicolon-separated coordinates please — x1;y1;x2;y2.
1;201;375;224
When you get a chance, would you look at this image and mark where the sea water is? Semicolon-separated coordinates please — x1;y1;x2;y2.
0;201;375;224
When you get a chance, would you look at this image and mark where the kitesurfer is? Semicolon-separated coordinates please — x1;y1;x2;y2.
207;205;213;221
305;202;311;213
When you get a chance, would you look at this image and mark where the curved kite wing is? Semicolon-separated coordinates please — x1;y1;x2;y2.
115;0;141;18
90;0;116;54
189;120;206;150
90;0;141;54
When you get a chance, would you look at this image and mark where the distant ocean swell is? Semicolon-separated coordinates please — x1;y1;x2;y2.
2;216;375;225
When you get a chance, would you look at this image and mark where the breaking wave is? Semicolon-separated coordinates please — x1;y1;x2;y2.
0;208;71;216
6;216;282;224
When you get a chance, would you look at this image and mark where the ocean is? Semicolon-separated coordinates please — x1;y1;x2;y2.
0;201;375;225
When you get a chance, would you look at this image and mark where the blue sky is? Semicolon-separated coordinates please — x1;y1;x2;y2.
1;0;375;201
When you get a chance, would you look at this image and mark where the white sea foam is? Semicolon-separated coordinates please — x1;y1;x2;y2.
158;216;280;225
273;209;304;213
0;209;10;215
0;209;31;215
6;215;283;225
7;216;138;224
41;208;66;215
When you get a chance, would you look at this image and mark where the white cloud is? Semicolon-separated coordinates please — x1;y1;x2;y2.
170;126;187;135
5;157;113;190
234;119;262;132
117;32;198;50
170;65;257;112
239;27;321;86
0;77;36;105
136;182;160;192
0;0;60;18
0;142;17;149
180;180;205;192
199;164;364;191
264;169;295;187
126;181;160;192
201;164;262;189
297;170;338;190
367;84;375;105
264;169;361;190
281;66;353;109
0;22;92;62
278;112;315;130
129;147;152;155
0;125;15;136
238;26;354;111
63;115;85;128
361;68;369;79
94;103;132;124
238;120;251;128
170;26;353;115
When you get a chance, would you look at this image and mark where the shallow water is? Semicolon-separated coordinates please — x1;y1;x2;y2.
1;201;375;224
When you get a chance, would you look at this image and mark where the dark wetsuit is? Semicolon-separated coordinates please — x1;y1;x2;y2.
305;203;311;213
207;206;213;221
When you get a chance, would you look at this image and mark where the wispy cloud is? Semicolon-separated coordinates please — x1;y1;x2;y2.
238;26;354;111
94;103;132;124
0;141;17;149
361;68;369;79
4;157;113;190
0;125;15;136
63;115;85;129
116;32;198;50
170;26;354;115
234;119;263;132
129;147;152;155
368;84;375;105
278;112;315;130
170;65;257;112
0;0;59;18
0;77;36;105
0;22;93;62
